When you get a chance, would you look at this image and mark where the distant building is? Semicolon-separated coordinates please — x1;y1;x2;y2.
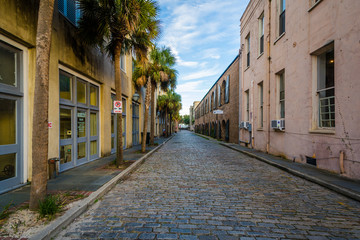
194;56;240;143
189;101;199;131
239;0;360;179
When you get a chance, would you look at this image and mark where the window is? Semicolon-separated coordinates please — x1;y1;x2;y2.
246;34;250;67
279;72;285;119
218;84;221;107
225;75;230;103
0;39;23;192
132;103;140;145
259;13;264;55
222;80;226;104
279;0;286;35
317;48;335;128
205;99;208;113
209;96;212;112
213;89;216;109
120;54;126;72
58;0;81;26
259;82;264;128
245;90;250;121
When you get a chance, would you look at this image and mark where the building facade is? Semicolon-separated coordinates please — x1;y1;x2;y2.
189;101;199;131
239;0;360;179
194;56;239;143
0;0;148;193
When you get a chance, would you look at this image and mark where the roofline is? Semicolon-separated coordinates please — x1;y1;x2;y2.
194;54;239;110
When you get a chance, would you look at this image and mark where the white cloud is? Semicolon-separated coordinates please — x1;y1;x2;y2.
182;68;220;81
176;80;206;93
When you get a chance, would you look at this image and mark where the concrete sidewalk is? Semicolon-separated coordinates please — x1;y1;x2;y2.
0;137;168;211
195;133;360;202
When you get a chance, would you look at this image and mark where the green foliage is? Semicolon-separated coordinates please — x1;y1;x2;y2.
181;115;190;125
0;202;13;220
38;195;61;218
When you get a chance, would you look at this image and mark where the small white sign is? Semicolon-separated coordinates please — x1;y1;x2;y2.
48;122;52;128
113;100;122;114
213;110;223;114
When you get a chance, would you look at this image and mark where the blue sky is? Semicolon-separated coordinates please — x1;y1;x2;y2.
157;0;250;115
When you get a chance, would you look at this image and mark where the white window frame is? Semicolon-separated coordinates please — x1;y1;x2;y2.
120;54;126;72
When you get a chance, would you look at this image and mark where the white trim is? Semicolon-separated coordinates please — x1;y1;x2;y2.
0;34;29;184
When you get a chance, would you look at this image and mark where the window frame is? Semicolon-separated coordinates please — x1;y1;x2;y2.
246;34;251;68
258;82;264;128
279;0;286;36
258;13;265;56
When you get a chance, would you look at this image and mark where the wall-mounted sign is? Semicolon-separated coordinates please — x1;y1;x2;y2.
114;100;122;114
48;122;52;128
213;110;223;114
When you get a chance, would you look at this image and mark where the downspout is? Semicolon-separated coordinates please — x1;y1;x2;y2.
238;48;242;145
266;0;272;153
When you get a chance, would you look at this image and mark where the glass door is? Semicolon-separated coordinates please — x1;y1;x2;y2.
0;96;22;192
59;107;74;171
76;109;87;165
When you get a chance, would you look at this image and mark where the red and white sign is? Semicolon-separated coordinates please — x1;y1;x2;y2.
48;122;53;128
113;100;122;114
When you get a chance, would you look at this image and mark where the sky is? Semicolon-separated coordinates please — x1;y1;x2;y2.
157;0;250;116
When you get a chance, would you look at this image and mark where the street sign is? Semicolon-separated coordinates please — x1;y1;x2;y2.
114;100;122;113
48;122;52;128
213;110;223;114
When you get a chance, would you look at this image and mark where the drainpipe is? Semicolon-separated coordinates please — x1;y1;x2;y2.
266;0;272;153
239;48;242;145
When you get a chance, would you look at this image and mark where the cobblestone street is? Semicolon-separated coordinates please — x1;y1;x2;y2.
56;131;360;240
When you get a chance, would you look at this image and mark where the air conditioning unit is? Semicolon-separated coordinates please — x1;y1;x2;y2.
240;121;250;129
271;119;285;130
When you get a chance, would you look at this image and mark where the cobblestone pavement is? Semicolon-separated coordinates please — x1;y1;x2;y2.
56;131;360;240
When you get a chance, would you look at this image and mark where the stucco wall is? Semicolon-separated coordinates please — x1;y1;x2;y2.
240;0;360;179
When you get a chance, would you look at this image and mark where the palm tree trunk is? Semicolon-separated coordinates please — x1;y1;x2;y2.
165;109;168;137
170;114;172;136
150;82;156;145
114;42;123;167
29;0;55;210
142;77;152;153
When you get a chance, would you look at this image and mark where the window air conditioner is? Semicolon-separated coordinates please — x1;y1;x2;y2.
271;119;285;130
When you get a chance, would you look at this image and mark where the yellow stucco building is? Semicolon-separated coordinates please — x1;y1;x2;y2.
0;0;153;193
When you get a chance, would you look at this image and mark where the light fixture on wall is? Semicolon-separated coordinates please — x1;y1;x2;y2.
132;91;140;102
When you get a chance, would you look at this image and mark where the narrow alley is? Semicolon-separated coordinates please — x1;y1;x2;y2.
56;131;360;239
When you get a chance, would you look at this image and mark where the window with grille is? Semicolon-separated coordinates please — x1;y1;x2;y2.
259;82;263;128
245;90;250;121
317;49;335;128
279;72;285;119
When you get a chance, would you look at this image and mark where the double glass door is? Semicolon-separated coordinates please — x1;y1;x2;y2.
59;70;99;172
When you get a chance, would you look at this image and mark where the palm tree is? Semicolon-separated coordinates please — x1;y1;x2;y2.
133;46;176;152
29;0;55;210
156;90;181;137
168;91;181;135
149;47;176;145
78;0;159;167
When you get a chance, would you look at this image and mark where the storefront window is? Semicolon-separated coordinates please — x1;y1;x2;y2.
77;111;86;138
60;73;72;100
0;44;17;87
90;85;97;106
60;108;72;139
0;99;16;145
77;80;86;104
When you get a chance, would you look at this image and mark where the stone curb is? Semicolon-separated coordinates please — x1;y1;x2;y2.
220;142;360;203
30;135;175;240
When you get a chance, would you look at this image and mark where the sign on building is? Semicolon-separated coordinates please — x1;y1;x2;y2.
113;100;122;114
213;110;223;114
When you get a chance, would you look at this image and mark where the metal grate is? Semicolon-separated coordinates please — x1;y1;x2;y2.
319;90;335;128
